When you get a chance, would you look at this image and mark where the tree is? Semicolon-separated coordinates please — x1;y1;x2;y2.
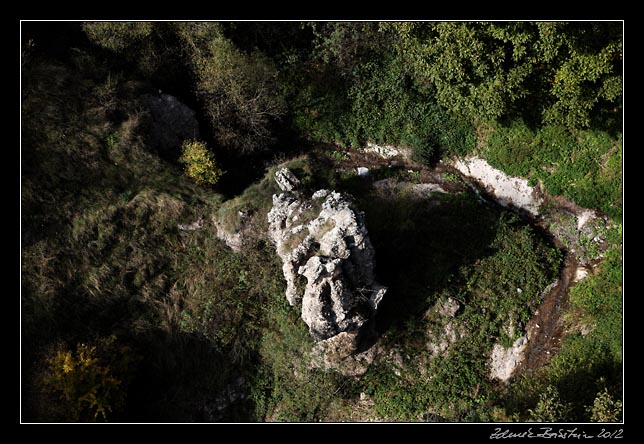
82;22;286;152
383;21;622;130
190;35;286;153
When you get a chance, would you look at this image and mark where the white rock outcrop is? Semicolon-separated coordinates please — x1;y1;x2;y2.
489;336;528;382
453;157;543;215
267;170;386;342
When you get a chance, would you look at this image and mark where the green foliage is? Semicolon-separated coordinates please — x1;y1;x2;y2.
485;119;622;219
178;140;223;185
82;22;154;52
25;21;622;423
503;244;622;422
350;189;560;422
588;388;622;422
384;22;622;131
528;385;573;422
286;23;475;158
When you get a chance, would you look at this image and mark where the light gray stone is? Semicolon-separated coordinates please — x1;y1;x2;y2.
274;167;301;192
267;169;387;342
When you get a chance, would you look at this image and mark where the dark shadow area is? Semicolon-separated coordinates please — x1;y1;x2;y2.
355;192;504;334
123;329;255;422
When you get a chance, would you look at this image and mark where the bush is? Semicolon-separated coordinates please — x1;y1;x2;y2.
82;22;153;52
528;385;573;422
589;388;622;422
178;140;223;185
41;337;137;421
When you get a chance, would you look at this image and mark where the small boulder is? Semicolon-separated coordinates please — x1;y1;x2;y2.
274;168;301;192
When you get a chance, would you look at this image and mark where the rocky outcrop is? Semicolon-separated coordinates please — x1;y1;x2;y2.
489;336;528;382
363;142;412;161
267;170;386;342
144;93;200;154
453;157;543;215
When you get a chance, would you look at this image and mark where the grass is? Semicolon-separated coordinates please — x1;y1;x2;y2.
482;119;622;220
501;240;622;422
21;53;269;421
320;187;561;422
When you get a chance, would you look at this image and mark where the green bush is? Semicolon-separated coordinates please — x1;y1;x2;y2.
528;385;573;422
589;388;622;422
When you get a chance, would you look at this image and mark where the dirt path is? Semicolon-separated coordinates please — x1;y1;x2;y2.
520;253;577;373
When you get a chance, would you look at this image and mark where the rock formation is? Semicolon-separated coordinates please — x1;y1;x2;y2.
489;336;528;382
452;156;543;215
144;93;200;154
267;170;386;342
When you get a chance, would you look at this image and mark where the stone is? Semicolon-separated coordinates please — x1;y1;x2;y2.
435;297;460;318
363;142;412;160
357;167;370;177
427;321;460;356
452;156;543;215
274;167;301;192
574;267;589;283
576;209;597;230
267;169;387;342
489;336;528;382
144;93;200;154
177;218;204;232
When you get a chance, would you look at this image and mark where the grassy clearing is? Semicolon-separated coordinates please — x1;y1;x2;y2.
22;28;622;423
348;190;561;421
20;53;266;421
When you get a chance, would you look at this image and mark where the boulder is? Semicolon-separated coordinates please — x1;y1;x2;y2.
144;93;200;154
274;167;301;192
489;336;528;382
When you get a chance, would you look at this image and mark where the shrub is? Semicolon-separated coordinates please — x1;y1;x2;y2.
178;140;223;185
589;388;622;422
41;337;137;421
528;385;573;422
82;22;153;53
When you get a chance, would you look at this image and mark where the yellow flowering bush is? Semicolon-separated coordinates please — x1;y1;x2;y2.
178;140;223;185
44;339;132;421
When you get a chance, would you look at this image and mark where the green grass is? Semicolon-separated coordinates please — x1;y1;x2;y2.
22;32;622;423
20;53;267;421
338;189;561;422
483;119;622;220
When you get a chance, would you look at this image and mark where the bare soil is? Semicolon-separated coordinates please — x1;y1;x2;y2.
520;253;577;374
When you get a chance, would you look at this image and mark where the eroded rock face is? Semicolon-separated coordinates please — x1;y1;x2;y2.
267;171;386;342
275;167;301;192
